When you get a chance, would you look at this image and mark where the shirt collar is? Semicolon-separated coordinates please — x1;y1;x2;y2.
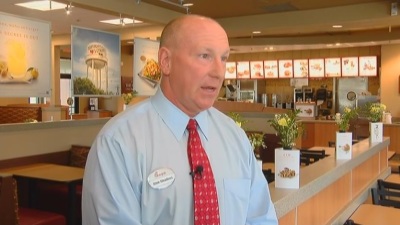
151;88;209;141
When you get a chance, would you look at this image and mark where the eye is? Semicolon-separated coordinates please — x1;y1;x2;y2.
221;55;229;62
199;54;211;60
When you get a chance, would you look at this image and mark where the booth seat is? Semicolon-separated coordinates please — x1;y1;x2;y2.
0;174;66;225
35;145;90;225
0;105;42;124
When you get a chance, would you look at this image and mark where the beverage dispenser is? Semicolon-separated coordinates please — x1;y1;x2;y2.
303;87;314;102
294;88;304;102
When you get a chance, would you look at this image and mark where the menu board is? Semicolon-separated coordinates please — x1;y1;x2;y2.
236;61;250;79
309;58;325;78
359;56;377;76
342;57;358;77
278;59;293;78
325;58;341;77
225;62;237;79
250;61;264;79
293;59;308;78
264;60;278;78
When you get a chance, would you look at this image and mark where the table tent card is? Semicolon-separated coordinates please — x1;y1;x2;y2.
336;132;352;160
275;148;300;189
370;122;383;144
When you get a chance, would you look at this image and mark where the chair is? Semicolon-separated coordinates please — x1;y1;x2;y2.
300;149;326;164
371;179;400;208
0;173;66;225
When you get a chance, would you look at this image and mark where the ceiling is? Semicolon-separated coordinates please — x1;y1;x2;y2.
2;0;400;52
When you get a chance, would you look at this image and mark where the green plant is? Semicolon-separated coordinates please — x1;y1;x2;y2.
248;133;266;159
268;109;302;149
228;112;248;128
73;77;106;95
122;90;138;105
335;107;358;132
365;103;386;122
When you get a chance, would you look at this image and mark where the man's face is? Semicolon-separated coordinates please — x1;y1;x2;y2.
163;19;230;117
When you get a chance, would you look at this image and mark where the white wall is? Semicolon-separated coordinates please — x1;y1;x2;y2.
381;44;400;118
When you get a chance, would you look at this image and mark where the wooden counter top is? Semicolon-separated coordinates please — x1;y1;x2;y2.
270;137;390;225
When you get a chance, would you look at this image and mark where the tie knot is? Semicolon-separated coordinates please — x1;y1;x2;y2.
187;119;197;131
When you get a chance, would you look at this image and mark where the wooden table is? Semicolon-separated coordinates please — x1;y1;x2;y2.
350;204;400;225
262;162;275;173
385;173;400;184
308;146;335;157
0;163;84;225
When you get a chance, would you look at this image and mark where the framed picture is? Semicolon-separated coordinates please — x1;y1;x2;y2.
341;57;358;77
225;62;237;79
293;59;309;78
309;58;325;78
264;60;278;78
278;59;293;78
250;61;264;79
325;58;341;77
236;61;250;79
359;56;377;76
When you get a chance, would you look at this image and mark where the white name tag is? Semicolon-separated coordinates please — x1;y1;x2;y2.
147;168;175;189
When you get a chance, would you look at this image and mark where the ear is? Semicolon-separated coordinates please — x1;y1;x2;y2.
158;47;171;76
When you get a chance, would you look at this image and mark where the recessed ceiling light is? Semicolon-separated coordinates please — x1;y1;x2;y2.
252;31;261;34
332;25;343;28
100;18;143;26
182;3;194;7
15;0;67;11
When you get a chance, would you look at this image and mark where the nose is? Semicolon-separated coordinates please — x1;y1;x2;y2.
210;58;226;79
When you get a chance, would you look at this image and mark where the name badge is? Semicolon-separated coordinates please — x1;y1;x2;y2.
147;168;175;189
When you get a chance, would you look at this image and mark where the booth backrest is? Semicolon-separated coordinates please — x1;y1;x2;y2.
0;174;19;225
0;106;42;124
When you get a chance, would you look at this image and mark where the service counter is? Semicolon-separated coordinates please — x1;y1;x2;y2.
271;137;390;225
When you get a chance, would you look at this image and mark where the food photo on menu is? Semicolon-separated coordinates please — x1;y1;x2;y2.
236;61;250;79
278;59;293;78
264;60;278;78
250;61;264;78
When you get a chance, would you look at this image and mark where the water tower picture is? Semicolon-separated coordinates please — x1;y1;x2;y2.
85;42;108;92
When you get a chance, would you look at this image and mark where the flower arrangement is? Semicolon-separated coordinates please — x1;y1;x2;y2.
228;112;247;128
366;103;386;122
228;112;265;158
24;118;38;123
248;133;266;159
335;107;358;132
268;109;302;150
122;90;138;105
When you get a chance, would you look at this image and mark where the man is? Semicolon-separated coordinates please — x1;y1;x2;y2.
82;15;278;225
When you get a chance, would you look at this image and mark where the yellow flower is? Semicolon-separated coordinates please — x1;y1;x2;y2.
122;90;138;105
268;109;302;149
278;118;288;127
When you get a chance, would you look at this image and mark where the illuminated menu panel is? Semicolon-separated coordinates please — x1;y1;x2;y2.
309;58;325;78
263;60;278;78
293;59;309;78
325;58;341;77
359;56;377;76
225;62;236;79
341;57;358;77
250;61;264;79
278;59;293;78
236;61;250;79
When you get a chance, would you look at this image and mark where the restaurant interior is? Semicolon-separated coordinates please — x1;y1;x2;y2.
1;1;400;225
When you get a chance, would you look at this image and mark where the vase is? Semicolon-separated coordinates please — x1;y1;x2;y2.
370;122;383;144
274;148;300;189
123;104;128;111
336;132;352;159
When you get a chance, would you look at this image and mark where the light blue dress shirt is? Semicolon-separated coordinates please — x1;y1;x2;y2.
82;88;278;225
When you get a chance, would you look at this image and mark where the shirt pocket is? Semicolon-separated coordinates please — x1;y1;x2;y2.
223;178;251;225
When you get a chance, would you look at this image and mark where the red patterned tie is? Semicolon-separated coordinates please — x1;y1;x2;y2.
187;119;220;225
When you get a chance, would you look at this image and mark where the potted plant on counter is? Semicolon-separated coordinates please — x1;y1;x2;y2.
334;106;357;159
121;90;138;111
268;109;302;189
365;103;386;143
